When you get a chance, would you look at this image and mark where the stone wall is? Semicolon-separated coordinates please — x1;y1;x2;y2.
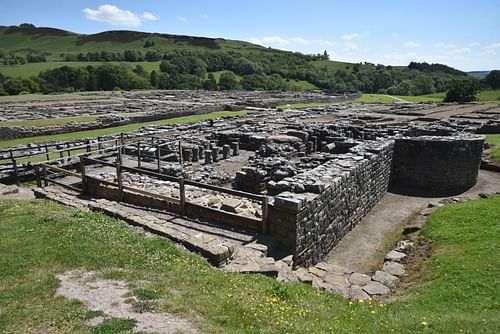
391;135;484;192
268;140;394;267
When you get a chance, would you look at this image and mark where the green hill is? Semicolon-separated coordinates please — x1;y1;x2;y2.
0;24;472;95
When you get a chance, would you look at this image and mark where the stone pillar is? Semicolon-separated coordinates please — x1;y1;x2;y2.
310;136;318;152
199;146;205;160
192;147;199;162
212;147;220;162
306;141;314;155
204;150;213;164
230;141;239;156
222;144;231;159
182;148;192;162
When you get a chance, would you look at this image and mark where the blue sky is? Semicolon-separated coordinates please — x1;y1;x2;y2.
1;0;499;71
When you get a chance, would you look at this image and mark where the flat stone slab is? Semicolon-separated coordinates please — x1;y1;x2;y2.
382;261;406;277
349;272;371;286
315;262;353;275
372;270;399;287
293;268;314;284
385;250;407;262
362;281;390;295
348;285;371;301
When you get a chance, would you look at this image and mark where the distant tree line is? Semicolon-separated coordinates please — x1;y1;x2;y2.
0;50;47;65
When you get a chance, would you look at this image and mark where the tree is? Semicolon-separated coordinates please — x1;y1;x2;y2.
150;70;159;87
218;71;239;90
203;73;217;90
410;75;435;95
444;78;479;103
485;70;500;89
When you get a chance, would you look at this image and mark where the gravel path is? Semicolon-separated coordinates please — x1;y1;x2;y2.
324;170;500;273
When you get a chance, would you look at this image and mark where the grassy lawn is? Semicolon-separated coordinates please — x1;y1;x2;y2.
476;90;500;102
354;94;398;104
0;93;111;103
0;61;162;78
0;116;97;127
485;134;500;160
0;110;249;148
0;196;498;333
395;95;443;103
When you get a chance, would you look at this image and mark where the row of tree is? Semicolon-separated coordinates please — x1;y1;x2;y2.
0;50;47;65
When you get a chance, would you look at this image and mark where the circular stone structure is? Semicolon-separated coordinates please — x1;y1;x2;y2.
391;134;484;192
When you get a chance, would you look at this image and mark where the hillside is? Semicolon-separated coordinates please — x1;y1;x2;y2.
0;24;471;95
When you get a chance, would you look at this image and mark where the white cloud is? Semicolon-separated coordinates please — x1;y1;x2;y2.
249;36;290;46
404;41;421;48
434;42;456;49
176;16;187;22
486;42;500;49
201;14;208;20
83;4;140;27
341;33;360;41
142;12;159;21
82;4;159;27
290;37;308;44
448;47;471;55
468;42;480;47
344;41;359;51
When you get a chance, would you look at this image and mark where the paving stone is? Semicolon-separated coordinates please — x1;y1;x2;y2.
315;262;353;275
293;267;314;284
372;270;399;288
385;250;407;262
309;267;327;278
348;272;371;286
362;281;390;295
312;278;349;298
348;285;371;301
382;261;405;277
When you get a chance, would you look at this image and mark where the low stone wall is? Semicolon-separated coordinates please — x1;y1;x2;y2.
391;135;484;192
268;140;394;267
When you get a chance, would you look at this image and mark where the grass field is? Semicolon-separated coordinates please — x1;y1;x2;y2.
0;196;498;333
395;95;444;103
0;116;97;127
354;94;398;104
0;61;162;78
485;134;500;160
0;110;249;148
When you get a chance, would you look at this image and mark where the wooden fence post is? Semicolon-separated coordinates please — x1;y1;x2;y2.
120;133;125;154
137;142;142;168
42;165;48;187
45;145;50;161
80;157;86;193
179;177;185;214
67;143;71;157
35;165;41;187
156;144;161;173
261;196;268;235
97;137;102;154
178;141;183;167
12;159;19;186
116;162;123;201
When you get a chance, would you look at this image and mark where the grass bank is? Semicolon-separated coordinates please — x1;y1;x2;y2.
0;110;249;147
0;196;498;333
0;116;97;127
485;134;500;160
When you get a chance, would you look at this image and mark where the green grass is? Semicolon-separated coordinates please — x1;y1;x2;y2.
395;95;444;103
476;90;500;102
276;101;330;110
0;110;249;148
0;196;498;333
354;94;398;104
0;61;162;78
485;134;500;160
0;116;97;127
287;79;318;90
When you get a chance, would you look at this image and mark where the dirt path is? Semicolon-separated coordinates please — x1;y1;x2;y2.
56;269;197;334
324;170;500;274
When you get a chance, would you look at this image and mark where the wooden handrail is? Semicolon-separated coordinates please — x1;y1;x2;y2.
39;163;81;178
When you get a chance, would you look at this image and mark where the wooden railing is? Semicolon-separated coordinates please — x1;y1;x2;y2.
80;156;268;233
